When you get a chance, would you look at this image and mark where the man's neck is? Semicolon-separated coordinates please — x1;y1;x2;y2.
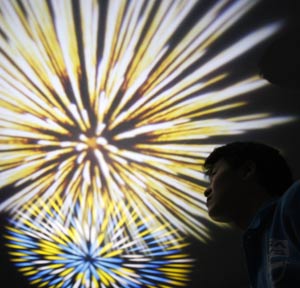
234;188;274;230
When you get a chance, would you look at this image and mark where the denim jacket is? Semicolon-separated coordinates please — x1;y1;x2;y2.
243;181;300;288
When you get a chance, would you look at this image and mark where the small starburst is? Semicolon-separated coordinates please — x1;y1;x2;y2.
5;199;193;287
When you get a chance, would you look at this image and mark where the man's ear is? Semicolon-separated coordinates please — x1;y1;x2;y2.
240;160;256;180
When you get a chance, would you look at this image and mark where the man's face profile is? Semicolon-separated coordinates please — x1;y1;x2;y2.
204;159;245;222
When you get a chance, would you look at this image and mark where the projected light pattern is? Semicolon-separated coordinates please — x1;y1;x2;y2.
0;0;292;241
5;200;193;288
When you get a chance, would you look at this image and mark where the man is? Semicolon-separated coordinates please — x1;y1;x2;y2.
203;141;300;288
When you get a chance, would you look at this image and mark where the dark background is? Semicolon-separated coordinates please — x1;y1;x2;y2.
0;0;300;287
189;0;300;287
190;0;300;287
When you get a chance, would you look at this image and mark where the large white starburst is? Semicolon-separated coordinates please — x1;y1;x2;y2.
0;0;293;240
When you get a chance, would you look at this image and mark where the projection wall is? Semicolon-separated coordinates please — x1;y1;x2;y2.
0;0;298;287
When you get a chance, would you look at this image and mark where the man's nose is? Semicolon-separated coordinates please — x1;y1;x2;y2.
204;186;211;197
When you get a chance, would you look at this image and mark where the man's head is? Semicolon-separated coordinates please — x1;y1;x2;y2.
203;141;293;225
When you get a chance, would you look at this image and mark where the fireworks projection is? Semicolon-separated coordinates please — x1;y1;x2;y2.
5;199;193;288
0;0;294;247
0;0;296;286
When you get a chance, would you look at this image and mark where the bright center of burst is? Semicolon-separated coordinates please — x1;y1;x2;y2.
86;137;98;149
77;133;108;152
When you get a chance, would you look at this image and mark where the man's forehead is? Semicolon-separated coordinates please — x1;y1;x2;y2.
211;158;228;170
205;158;230;177
207;158;232;176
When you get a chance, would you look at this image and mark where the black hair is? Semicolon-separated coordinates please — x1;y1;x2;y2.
204;141;293;197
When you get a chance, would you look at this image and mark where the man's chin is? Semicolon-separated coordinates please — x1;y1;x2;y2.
208;211;231;223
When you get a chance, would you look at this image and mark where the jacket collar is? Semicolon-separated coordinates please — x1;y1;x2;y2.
247;197;278;230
